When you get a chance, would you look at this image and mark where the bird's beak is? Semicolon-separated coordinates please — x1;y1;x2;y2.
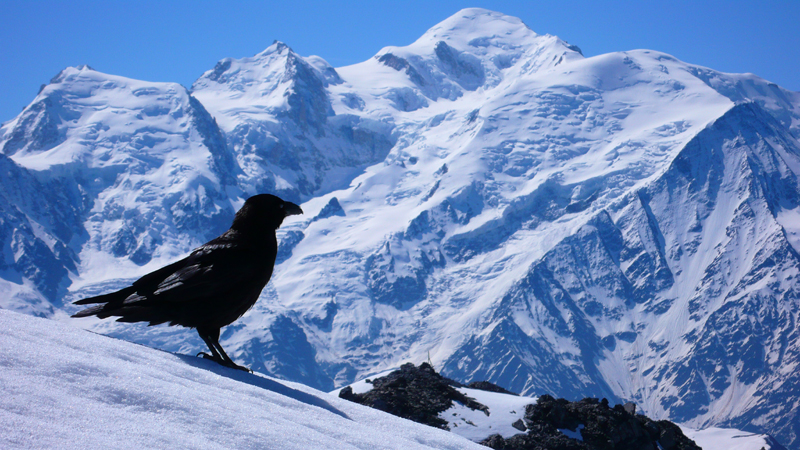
284;202;303;216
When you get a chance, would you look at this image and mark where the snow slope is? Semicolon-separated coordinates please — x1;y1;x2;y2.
683;428;786;450
0;309;483;450
2;7;800;447
440;387;532;442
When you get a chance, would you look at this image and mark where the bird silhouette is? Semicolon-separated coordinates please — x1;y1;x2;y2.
72;194;303;372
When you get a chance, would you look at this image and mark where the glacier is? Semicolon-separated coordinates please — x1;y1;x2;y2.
1;7;799;447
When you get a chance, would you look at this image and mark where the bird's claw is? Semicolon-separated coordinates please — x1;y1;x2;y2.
197;351;216;361
226;361;252;373
197;352;252;372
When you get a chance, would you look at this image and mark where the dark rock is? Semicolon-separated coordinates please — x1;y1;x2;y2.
338;385;358;402
377;53;426;87
467;381;519;396
519;395;701;450
481;434;509;450
623;402;636;415
337;362;487;430
482;426;590;450
312;197;345;221
433;41;485;90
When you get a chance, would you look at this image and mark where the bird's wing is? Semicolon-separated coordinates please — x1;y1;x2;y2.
124;242;270;305
72;256;192;306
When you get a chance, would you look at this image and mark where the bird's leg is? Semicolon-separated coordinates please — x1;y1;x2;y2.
215;343;251;373
197;327;251;372
197;327;224;362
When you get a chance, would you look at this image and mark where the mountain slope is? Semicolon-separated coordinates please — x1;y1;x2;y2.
0;151;81;312
438;102;800;437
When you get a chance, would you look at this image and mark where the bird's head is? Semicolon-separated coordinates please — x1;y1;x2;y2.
231;194;303;232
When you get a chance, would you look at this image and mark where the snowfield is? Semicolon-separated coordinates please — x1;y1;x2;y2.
0;309;483;450
682;427;784;450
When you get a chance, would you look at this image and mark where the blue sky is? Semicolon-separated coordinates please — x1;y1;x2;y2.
1;0;798;123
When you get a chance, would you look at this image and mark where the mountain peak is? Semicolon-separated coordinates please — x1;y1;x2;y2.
424;8;532;41
365;8;583;92
406;8;535;52
255;40;293;59
194;38;324;92
412;8;580;58
48;64;97;85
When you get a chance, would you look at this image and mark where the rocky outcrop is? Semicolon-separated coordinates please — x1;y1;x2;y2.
481;395;700;450
340;364;701;450
339;362;488;429
467;381;518;396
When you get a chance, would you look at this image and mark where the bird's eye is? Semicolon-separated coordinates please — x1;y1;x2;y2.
279;204;284;209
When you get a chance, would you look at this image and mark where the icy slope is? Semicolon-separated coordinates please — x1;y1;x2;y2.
683;428;787;450
439;102;800;425
0;309;483;450
0;151;82;312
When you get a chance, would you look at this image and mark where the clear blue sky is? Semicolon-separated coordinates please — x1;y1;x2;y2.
1;0;798;124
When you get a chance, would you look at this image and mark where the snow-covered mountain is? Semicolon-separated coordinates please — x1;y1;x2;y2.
191;41;395;201
0;65;240;313
2;7;800;447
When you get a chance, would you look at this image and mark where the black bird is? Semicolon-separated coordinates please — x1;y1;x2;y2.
72;194;303;372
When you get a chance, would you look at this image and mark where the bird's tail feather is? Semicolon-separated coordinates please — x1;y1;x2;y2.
71;286;137;318
113;307;171;326
71;304;107;318
73;286;136;305
72;287;175;327
73;303;170;327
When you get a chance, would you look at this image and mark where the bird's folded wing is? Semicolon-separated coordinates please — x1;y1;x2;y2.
126;245;268;304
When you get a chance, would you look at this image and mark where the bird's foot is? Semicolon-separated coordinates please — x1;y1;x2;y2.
228;362;252;373
197;352;252;373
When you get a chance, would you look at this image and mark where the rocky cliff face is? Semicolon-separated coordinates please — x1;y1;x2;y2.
0;152;82;311
2;8;800;447
440;103;800;437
